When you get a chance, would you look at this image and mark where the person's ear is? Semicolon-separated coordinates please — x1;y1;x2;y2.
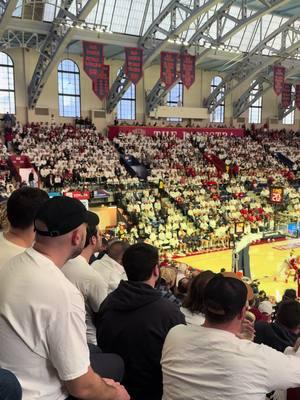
238;305;247;321
91;235;97;246
71;229;81;246
153;264;160;278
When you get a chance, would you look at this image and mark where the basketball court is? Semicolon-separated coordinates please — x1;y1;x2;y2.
179;238;300;301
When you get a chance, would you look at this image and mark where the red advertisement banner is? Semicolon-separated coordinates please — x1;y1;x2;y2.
108;126;244;140
281;83;292;108
92;65;110;100
64;191;90;200
273;65;285;96
82;41;104;80
181;53;195;89
160;52;179;88
296;84;300;111
125;47;143;84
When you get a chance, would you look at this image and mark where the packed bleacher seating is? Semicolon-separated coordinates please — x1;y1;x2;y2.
12;122;139;189
2;122;300;400
1;123;300;253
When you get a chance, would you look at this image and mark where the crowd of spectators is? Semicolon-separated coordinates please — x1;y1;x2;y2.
1;122;300;254
12;122;137;189
112;129;300;251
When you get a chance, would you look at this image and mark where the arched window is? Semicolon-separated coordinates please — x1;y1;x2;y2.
58;59;81;117
117;84;136;120
283;85;295;125
167;82;183;122
248;82;262;124
0;52;15;114
210;76;224;123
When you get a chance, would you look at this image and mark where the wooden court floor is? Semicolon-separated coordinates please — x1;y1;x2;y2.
179;238;300;301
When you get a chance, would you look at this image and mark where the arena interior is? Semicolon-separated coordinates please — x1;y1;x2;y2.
1;0;300;399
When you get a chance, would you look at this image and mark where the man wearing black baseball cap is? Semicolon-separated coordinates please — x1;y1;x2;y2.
162;272;300;400
0;196;129;400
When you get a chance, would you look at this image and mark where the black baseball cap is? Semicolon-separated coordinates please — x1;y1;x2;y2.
203;273;253;320
34;196;99;237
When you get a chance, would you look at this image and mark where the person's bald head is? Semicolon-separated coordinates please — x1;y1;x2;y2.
107;240;130;265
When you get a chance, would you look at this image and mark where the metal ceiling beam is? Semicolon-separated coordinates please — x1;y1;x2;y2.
106;0;219;114
145;0;289;114
0;0;19;37
232;60;300;118
205;16;300;113
28;0;98;108
0;30;46;50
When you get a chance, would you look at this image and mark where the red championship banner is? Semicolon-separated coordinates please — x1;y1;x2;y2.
180;53;195;89
296;84;300;111
82;41;104;80
160;52;178;88
125;47;143;84
92;65;110;100
273;65;285;96
281;83;292;108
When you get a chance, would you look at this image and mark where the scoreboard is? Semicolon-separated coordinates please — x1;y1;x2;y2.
270;187;284;204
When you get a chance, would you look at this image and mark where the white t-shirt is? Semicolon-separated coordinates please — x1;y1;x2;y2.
180;307;205;326
92;254;127;294
62;255;107;345
0;232;25;268
0;248;90;400
162;325;300;400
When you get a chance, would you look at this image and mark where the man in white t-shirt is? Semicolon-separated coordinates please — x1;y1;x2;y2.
62;212;107;345
92;241;129;294
0;196;129;400
162;273;300;400
0;187;48;267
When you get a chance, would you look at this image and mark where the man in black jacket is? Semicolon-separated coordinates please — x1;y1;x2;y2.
255;300;300;352
96;242;185;400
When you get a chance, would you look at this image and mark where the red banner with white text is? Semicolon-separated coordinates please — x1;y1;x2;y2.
92;65;110;100
273;65;285;96
160;52;178;88
82;41;104;80
281;83;292;108
180;53;195;89
296;84;300;111
108;125;244;140
125;47;143;84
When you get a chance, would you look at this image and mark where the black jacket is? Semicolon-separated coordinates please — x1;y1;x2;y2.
254;321;298;353
96;280;185;400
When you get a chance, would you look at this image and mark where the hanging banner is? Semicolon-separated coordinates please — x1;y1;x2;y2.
125;47;143;84
296;84;300;111
82;41;104;80
273;65;285;96
180;53;195;89
160;52;178;88
281;83;292;108
92;65;110;101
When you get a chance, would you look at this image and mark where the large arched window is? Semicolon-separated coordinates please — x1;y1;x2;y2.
248;82;262;124
167;81;183;122
0;52;15;114
283;85;295;125
58;59;81;117
210;76;224;123
117;83;136;120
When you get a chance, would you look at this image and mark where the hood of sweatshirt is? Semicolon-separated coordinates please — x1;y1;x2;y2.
99;280;161;313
